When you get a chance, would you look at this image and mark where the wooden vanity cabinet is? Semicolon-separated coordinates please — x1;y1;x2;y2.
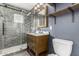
27;34;48;56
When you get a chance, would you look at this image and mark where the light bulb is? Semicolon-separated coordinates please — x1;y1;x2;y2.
37;5;40;8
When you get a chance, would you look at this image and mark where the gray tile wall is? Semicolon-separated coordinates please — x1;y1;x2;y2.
0;6;31;49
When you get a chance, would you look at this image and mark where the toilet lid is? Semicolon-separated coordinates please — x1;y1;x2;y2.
53;38;73;45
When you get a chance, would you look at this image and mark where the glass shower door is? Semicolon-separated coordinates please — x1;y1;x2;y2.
0;15;29;50
4;22;23;48
0;6;30;55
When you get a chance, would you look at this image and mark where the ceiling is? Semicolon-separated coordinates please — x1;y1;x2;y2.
8;3;36;10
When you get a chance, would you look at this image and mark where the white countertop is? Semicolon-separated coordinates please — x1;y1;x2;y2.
27;32;49;36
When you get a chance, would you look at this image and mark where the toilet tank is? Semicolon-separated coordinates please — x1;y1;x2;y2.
53;38;73;56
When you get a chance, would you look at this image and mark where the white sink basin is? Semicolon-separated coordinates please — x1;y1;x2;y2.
27;32;49;36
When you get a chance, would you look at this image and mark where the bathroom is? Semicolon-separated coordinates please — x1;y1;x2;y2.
0;3;79;56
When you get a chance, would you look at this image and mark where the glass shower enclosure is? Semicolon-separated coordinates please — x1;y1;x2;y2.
0;5;31;55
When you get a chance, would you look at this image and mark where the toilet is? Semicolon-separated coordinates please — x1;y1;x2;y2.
48;38;73;56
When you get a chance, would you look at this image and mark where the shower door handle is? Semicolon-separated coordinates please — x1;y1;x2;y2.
2;22;4;35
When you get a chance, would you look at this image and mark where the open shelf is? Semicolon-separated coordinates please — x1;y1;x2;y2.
71;4;79;10
49;8;70;16
49;3;79;16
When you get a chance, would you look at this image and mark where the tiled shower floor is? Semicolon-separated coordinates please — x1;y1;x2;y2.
5;50;30;56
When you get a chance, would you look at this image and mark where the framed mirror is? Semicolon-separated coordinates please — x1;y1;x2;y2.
33;3;48;28
38;5;48;28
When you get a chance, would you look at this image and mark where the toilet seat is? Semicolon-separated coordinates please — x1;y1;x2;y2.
48;53;58;56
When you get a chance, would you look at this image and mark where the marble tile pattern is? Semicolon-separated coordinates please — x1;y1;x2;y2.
0;6;31;49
